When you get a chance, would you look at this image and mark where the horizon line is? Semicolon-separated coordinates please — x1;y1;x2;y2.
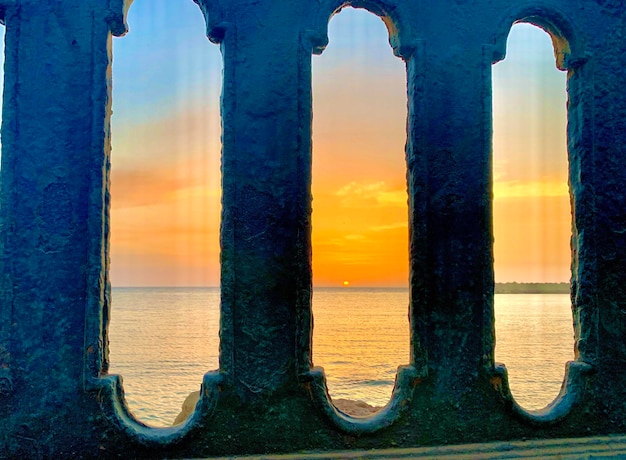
111;281;570;289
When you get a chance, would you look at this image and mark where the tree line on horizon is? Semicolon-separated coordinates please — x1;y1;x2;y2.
495;282;570;294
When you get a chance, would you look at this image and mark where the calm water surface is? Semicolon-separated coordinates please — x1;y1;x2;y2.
108;288;573;427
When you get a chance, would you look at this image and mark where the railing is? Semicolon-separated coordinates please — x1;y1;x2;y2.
1;0;626;457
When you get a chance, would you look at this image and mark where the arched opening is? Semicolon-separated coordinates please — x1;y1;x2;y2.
492;22;573;409
311;6;409;416
108;1;222;427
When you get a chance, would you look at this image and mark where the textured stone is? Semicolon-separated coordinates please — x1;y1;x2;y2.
0;0;625;458
174;392;381;425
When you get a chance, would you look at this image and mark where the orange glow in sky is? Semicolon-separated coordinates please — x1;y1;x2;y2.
492;24;569;283
110;5;570;287
311;9;408;287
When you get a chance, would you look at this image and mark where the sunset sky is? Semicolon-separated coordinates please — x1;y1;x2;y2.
109;2;569;287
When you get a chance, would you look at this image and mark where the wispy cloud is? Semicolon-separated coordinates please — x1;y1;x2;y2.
370;222;407;232
344;234;367;241
111;169;183;208
111;168;221;209
335;181;407;207
494;180;568;199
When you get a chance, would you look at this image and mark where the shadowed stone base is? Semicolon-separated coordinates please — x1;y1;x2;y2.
173;392;381;425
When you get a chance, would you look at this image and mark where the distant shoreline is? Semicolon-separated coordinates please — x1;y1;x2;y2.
113;283;570;294
495;282;569;294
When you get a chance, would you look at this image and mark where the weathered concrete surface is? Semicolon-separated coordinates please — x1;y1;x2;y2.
0;0;625;458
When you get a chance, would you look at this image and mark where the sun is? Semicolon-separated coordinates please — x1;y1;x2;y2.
342;281;350;287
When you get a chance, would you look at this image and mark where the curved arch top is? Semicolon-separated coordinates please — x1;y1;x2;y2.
0;0;15;26
492;3;587;70
108;0;227;43
308;0;416;59
107;0;134;36
193;0;228;44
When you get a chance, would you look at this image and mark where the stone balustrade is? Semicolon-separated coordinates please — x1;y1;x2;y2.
0;0;625;457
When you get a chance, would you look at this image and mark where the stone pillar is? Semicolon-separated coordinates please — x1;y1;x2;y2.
574;5;626;369
216;1;312;398
0;0;114;452
407;24;494;396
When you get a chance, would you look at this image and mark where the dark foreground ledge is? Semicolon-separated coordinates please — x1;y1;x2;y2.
209;435;626;459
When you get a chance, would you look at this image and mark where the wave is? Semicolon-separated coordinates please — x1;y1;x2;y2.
359;379;394;387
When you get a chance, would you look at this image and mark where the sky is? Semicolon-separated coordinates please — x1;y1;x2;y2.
108;2;568;287
492;24;569;283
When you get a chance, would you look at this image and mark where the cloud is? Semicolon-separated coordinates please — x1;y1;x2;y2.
335;181;384;197
370;222;407;232
111;167;221;210
112;105;221;171
111;168;183;208
494;180;568;199
335;181;407;207
344;234;367;241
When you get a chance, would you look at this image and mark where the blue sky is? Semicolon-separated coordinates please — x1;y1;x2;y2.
108;3;568;285
0;3;569;285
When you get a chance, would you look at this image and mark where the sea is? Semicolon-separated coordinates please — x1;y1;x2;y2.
108;287;574;427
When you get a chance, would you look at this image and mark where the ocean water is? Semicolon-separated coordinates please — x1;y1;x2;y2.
108;287;574;427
